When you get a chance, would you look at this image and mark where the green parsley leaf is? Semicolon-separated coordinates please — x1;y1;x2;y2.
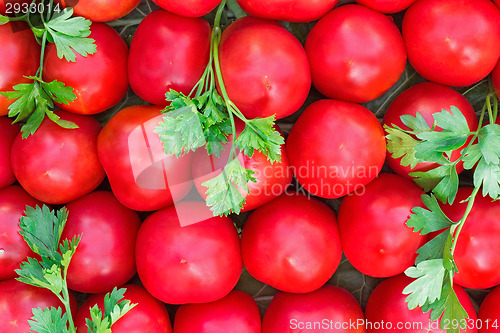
403;259;446;310
410;164;459;204
235;117;284;163
462;144;482;170
202;119;231;158
384;125;421;168
400;112;431;134
473;158;500;200
477;124;500;165
29;307;70;333
415;231;450;264
406;194;454;235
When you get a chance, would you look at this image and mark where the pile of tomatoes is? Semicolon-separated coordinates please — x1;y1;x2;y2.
1;0;500;332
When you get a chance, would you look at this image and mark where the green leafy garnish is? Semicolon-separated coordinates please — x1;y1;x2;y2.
28;307;70;333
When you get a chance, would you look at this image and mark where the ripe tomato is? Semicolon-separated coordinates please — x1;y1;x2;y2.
493;60;500;100
382;82;478;179
0;118;18;189
365;274;477;333
43;22;129;115
56;0;141;22
478;286;500;333
0;22;40;116
75;284;172;333
135;202;242;304
305;4;406;103
0;186;43;281
174;290;261;333
440;187;500;289
219;16;311;119
262;285;366;333
235;0;339;22
151;0;221;17
286;99;386;199
128;9;211;106
97;105;192;211
354;0;416;13
241;193;341;293
402;0;500;87
11;111;104;204
61;191;140;293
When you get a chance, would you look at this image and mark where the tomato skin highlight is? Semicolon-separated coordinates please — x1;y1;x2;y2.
0;118;18;189
305;4;406;103
287;99;386;199
236;0;339;22
56;0;141;22
478;286;500;333
354;0;417;13
402;0;500;87
151;0;222;17
128;9;211;106
219;16;311;119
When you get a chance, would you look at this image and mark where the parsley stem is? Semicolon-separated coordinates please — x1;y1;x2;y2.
450;186;480;255
61;266;76;332
36;30;48;79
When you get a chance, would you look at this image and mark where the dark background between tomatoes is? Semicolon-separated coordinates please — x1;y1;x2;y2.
23;0;490;321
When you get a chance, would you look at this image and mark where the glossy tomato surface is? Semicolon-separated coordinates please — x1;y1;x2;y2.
236;0;339;22
354;0;416;13
365;274;477;333
0;22;40;116
151;0;221;17
75;284;172;333
402;0;500;86
440;187;500;289
135;202;243;304
286;99;386;199
174;290;261;333
219;16;311;119
262;285;366;333
383;82;478;178
478;286;500;333
241;193;341;293
128;9;211;106
305;4;406;103
0;186;42;281
43;22;129;115
62;191;140;293
11;111;104;204
0;118;18;189
97;105;192;211
56;0;141;22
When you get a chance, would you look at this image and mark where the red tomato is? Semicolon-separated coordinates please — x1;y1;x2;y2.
0;0;32;15
128;9;211;106
11;111;104;204
75;284;172;333
354;0;416;13
262;285;366;333
305;4;406;103
135;202;243;304
338;173;427;278
402;0;500;87
151;0;221;17
286;99;386;199
56;0;141;22
0;186;43;281
0;118;18;189
365;274;477;333
382;82;479;179
61;191;140;293
440;187;500;289
241;193;341;293
478;286;500;333
493;60;500;100
97;105;192;211
43;22;129;115
219;16;311;119
235;0;339;22
174;290;261;333
0;21;40;116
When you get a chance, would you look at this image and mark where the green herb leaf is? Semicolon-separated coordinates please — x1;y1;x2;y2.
235;116;284;163
406;194;454;235
0;14;9;25
384;125;421;168
29;307;70;333
462;144;482;170
410;164;459;204
403;259;447;310
473;158;500;200
400;112;431;134
415;231;450;264
477;124;500;165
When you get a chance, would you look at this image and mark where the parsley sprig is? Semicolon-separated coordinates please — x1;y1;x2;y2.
155;0;284;216
0;1;97;137
385;88;500;332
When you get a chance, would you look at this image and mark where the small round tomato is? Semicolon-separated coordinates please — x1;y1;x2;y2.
354;0;416;13
219;16;311;119
43;22;129;115
478;286;500;333
236;0;339;22
286;99;386;199
11;111;104;204
0;21;40;116
365;274;477;333
61;191;140;293
382;82;479;179
97;105;192;211
0;186;43;281
262;285;366;333
0;118;18;189
56;0;141;22
128;9;211;106
440;187;500;289
241;193;341;293
135;202;242;304
305;4;406;103
174;290;261;333
75;284;172;333
493;60;500;100
402;0;500;87
151;0;221;17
